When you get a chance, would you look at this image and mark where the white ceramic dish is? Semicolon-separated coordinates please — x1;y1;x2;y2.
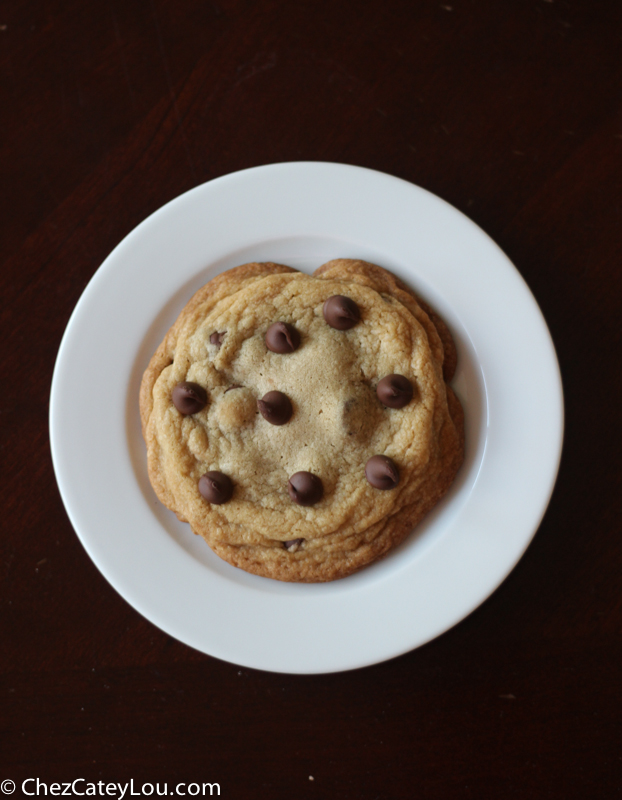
50;162;563;674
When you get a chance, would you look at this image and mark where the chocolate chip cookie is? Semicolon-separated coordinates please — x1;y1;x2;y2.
139;259;464;582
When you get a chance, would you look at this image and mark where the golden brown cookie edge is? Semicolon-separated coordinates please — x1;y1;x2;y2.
314;259;457;382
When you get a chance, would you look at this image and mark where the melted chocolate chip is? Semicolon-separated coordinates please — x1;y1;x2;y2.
283;538;305;552
265;322;300;353
210;331;226;347
257;390;293;425
198;471;233;504
288;472;323;506
365;455;400;490
171;382;208;415
323;295;360;330
376;374;413;409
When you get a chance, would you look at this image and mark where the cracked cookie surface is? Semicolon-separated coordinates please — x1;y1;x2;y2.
140;259;464;582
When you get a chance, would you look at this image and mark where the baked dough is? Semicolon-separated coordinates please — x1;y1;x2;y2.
140;259;464;582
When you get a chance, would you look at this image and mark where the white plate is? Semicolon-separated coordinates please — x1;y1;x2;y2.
50;162;563;674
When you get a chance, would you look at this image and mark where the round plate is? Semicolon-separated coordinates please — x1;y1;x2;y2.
50;162;563;674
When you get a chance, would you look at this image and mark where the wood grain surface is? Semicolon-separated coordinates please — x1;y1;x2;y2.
1;0;621;797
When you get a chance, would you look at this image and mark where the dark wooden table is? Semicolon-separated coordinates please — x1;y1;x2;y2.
2;0;621;797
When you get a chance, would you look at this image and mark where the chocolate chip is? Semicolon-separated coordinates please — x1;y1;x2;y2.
365;455;400;490
323;295;360;330
210;331;226;347
283;538;305;552
288;472;323;506
376;374;413;409
171;382;208;415
265;322;300;353
257;390;293;425
198;471;233;504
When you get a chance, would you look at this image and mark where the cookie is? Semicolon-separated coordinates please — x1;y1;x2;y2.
140;259;464;582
